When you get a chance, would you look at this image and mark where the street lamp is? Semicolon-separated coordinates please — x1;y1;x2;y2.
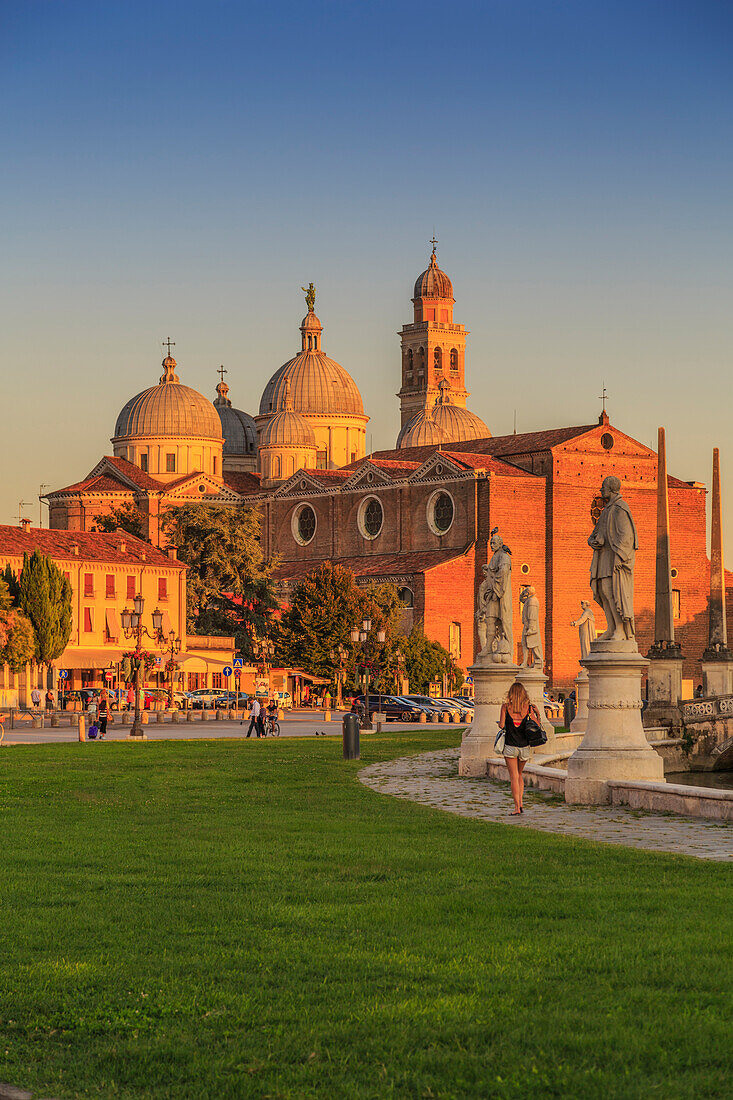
120;594;165;739
352;620;387;730
164;629;182;706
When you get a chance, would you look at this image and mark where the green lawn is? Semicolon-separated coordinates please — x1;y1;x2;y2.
1;732;732;1099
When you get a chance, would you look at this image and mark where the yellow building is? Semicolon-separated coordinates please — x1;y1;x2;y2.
0;524;234;707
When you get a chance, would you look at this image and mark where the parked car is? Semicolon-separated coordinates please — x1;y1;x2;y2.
543;693;562;720
273;691;293;710
403;695;462;720
188;688;228;709
353;694;427;722
446;697;475;718
215;691;251;709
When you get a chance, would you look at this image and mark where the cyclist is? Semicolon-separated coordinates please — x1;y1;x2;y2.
264;698;280;737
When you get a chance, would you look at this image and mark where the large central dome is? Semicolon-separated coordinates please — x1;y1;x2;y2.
114;357;222;442
259;312;364;417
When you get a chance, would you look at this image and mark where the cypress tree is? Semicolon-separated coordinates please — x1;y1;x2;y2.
17;551;73;663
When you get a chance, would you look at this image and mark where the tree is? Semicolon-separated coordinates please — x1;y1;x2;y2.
279;563;402;689
0;575;36;672
17;551;73;664
2;563;19;603
161;503;278;659
401;623;463;695
92;503;146;539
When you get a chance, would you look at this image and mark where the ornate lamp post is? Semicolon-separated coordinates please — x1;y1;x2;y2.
164;629;182;707
329;644;348;709
121;594;164;740
350;618;386;730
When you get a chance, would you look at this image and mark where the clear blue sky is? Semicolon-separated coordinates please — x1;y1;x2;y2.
2;1;732;539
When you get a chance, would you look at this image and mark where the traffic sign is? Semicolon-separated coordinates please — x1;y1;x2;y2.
58;670;68;679
233;657;244;668
464;675;474;685
223;666;233;677
105;672;114;682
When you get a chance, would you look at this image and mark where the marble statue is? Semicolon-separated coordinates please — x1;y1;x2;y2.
588;476;638;641
519;585;543;668
477;527;513;662
571;600;596;660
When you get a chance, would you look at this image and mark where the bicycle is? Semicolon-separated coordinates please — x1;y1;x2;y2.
262;714;281;737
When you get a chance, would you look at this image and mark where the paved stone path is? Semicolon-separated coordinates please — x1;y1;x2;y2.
359;748;733;862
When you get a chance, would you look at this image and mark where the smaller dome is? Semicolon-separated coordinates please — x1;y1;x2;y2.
301;311;322;331
114;356;222;441
260;408;316;447
397;406;450;449
430;380;489;442
213;380;257;456
413;249;453;300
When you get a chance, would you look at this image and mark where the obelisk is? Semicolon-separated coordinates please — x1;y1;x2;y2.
644;427;683;727
701;448;733;696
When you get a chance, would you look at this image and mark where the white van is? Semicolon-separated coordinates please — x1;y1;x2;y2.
273;691;293;710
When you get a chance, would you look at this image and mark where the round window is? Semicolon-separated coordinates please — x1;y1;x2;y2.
358;496;383;540
198;485;206;493
601;433;614;450
671;567;678;579
292;504;317;545
521;563;530;575
427;490;454;535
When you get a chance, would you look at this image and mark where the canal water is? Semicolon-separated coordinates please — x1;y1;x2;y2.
666;771;733;791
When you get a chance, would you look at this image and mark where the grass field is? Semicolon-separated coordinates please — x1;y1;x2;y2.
0;731;732;1099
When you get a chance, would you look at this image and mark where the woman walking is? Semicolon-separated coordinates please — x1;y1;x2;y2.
498;682;542;815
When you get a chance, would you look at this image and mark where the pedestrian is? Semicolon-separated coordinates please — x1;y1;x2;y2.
246;696;262;738
45;689;55;711
126;686;135;711
496;682;543;816
87;696;98;723
98;689;109;739
30;686;41;710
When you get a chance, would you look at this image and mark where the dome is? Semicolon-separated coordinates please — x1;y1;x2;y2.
397;407;450;449
413;249;453;301
213;381;256;456
429;377;491;443
260;408;316;447
113;357;222;441
301;310;322;330
260;352;364;417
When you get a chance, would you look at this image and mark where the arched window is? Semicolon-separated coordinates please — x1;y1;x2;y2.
287;456;295;476
273;456;281;480
434;346;442;371
450;348;458;371
417;347;425;373
398;586;414;608
407;348;413;370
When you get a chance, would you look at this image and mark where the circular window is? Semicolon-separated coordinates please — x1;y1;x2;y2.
435;463;443;475
292;503;317;545
590;495;605;524
521;563;530;576
358;496;383;540
601;433;614;450
427;490;454;535
198;485;206;493
671;567;678;579
398;586;414;608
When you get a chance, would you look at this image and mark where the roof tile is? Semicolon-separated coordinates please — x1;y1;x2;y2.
0;526;184;568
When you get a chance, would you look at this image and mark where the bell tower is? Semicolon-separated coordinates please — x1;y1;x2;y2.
398;242;469;427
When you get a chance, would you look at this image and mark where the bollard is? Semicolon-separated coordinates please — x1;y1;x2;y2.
187;709;197;722
451;712;461;723
32;716;42;729
141;712;149;725
200;707;207;721
278;707;284;720
78;715;86;742
157;711;164;723
215;708;222;721
323;709;331;722
419;711;427;724
171;709;179;723
342;713;360;760
51;715;60;728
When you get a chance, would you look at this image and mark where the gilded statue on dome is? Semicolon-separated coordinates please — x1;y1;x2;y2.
301;282;316;313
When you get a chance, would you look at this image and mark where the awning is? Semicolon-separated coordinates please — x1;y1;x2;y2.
52;649;121;670
105;608;121;641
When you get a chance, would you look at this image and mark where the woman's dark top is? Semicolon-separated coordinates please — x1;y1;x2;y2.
504;710;531;748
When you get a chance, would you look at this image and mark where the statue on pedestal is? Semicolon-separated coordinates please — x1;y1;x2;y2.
477;527;513;663
588;476;638;642
571;600;596;660
519;586;543;668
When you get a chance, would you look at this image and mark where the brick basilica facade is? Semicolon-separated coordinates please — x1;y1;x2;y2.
44;249;719;688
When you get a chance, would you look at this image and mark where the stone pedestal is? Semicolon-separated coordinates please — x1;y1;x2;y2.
644;652;684;728
570;670;589;733
459;660;520;777
566;640;664;805
701;657;733;698
515;665;553;740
